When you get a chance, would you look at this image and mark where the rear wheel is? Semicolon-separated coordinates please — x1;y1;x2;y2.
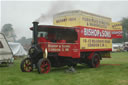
37;58;51;74
88;53;100;68
20;58;33;72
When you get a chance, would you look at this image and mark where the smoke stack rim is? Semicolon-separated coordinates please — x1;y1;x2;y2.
33;21;39;25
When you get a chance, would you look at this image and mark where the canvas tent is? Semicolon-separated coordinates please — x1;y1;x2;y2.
8;42;27;56
0;33;13;64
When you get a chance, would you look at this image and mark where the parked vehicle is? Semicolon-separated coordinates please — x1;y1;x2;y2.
0;33;13;65
112;43;124;52
124;42;128;51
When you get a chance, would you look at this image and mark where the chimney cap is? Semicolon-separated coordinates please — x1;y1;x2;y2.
32;21;39;24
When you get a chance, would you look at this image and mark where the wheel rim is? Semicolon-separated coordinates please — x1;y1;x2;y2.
40;60;50;73
94;55;100;67
23;59;32;72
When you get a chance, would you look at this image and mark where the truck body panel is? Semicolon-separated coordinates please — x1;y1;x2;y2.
53;10;122;38
111;22;122;38
79;26;112;51
53;10;112;30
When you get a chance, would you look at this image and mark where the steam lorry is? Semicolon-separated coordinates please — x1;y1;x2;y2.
20;10;122;73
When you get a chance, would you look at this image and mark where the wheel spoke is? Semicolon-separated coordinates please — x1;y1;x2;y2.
46;66;49;70
29;66;32;70
41;68;45;72
21;58;33;72
39;59;51;73
45;62;48;66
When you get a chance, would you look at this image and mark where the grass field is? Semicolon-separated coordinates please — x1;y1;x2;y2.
0;52;128;85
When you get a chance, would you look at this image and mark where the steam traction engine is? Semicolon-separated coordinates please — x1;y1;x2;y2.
21;22;109;73
20;10;122;74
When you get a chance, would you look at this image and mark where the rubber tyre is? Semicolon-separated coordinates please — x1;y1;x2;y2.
37;58;51;74
88;53;100;68
20;58;33;72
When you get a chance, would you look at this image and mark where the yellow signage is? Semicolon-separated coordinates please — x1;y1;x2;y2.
80;38;112;49
111;22;122;30
53;10;112;30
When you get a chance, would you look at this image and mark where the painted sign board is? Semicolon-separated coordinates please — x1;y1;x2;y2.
53;10;112;30
79;26;112;50
53;10;122;50
111;22;123;38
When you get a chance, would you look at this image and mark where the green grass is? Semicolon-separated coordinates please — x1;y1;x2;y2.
0;52;128;85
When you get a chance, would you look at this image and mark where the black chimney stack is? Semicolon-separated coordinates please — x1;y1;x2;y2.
32;22;39;44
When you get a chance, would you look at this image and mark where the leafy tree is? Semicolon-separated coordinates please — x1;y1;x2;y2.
17;37;32;51
1;24;16;42
17;37;32;45
121;17;128;42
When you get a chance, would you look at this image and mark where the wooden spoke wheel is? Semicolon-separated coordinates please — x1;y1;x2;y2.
37;58;51;74
88;53;100;68
20;58;33;72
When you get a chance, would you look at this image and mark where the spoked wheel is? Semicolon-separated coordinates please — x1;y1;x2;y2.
37;58;51;74
20;58;33;72
88;53;100;68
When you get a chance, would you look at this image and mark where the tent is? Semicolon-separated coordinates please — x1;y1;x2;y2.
8;42;27;56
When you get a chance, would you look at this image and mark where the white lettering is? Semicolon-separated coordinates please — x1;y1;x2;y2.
84;28;111;38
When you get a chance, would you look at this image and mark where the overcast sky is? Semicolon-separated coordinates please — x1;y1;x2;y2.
1;0;128;39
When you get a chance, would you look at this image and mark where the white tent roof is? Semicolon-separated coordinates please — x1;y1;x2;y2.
8;42;27;56
112;43;123;47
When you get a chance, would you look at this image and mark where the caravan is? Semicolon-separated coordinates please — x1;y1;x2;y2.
0;33;13;64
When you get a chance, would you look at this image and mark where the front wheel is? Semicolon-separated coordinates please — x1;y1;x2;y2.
20;58;33;72
37;58;51;74
88;53;100;68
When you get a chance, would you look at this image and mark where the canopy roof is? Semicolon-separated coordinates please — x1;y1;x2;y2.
30;25;79;31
